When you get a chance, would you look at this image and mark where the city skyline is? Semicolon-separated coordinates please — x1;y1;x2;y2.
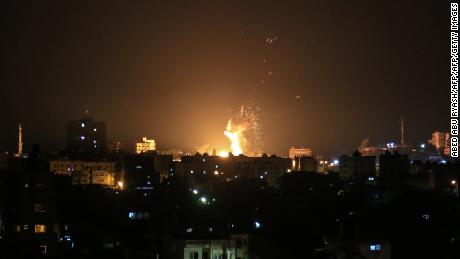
1;0;450;155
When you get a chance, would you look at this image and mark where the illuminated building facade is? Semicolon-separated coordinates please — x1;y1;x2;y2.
71;169;115;187
67;117;106;154
428;131;451;156
136;137;156;154
50;160;116;176
180;234;250;259
288;147;312;159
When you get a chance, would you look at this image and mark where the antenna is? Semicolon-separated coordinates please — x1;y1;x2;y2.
400;115;405;148
16;124;23;158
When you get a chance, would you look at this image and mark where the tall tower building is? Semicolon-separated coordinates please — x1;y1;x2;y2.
15;124;23;158
429;131;451;156
67;117;106;154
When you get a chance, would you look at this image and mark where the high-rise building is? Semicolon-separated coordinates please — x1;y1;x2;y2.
67;117;106;154
339;150;376;182
136;137;156;154
428;131;451;156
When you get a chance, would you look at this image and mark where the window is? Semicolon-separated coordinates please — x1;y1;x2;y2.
34;203;47;213
369;243;382;252
35;224;46;233
40;245;47;254
189;252;199;259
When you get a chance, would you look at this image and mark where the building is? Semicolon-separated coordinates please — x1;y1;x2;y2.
3;147;60;257
339;151;376;182
50;160;116;176
67;117;106;154
292;156;317;172
71;169;115;186
121;152;174;191
379;150;410;182
288;147;312;159
136;137;156;154
428;131;451;156
175;153;291;188
183;235;249;259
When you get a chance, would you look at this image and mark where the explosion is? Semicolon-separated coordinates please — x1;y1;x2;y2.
224;103;263;156
224;120;246;155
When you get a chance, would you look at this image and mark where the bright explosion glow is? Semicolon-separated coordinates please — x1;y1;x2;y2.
224;120;245;155
218;151;229;157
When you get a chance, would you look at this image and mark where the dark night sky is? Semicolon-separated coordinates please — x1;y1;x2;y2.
0;0;451;155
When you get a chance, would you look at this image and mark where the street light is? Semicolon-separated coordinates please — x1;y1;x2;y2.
451;179;458;198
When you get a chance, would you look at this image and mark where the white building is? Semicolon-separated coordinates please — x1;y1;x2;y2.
183;234;249;259
136;137;156;154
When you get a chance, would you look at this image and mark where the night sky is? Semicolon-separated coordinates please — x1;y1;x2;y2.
1;0;451;155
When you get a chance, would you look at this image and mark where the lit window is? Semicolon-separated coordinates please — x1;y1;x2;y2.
35;224;46;233
369;243;381;252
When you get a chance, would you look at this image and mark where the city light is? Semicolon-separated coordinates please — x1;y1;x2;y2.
255;221;261;229
451;180;456;185
117;181;124;189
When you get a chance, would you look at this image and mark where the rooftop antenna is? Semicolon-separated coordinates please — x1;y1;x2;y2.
400;115;405;148
15;124;23;158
